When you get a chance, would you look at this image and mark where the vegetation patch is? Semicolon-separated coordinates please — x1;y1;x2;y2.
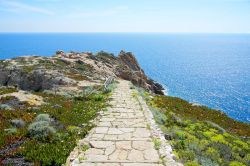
94;51;117;65
0;85;111;165
149;95;250;166
153;138;162;150
22;65;36;73
0;87;18;95
151;96;250;136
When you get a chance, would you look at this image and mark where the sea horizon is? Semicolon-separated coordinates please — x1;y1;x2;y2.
1;32;250;34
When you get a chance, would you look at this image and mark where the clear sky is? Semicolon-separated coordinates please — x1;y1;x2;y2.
0;0;250;33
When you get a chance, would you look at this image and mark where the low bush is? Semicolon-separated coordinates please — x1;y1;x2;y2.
177;150;196;162
0;104;13;111
198;156;219;166
229;161;246;166
28;121;56;141
1;84;109;165
92;94;104;101
149;95;250;166
11;119;26;128
153;138;161;150
66;125;81;134
152;95;250;136
35;114;51;122
185;161;200;166
22;135;76;166
103;87;112;94
5;128;17;135
0;87;17;95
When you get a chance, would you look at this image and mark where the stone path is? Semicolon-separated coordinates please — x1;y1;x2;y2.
67;80;181;166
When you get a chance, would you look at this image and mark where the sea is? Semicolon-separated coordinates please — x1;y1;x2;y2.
0;33;249;123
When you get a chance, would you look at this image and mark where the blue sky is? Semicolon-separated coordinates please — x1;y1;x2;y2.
0;0;250;32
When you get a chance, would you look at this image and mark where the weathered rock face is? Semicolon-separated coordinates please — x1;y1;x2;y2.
115;51;164;95
118;51;142;71
0;67;76;91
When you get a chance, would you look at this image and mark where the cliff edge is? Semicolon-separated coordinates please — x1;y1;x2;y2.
0;50;164;94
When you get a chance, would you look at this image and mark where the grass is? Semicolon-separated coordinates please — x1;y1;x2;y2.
151;96;250;137
22;65;36;73
146;123;151;130
82;144;89;152
0;87;18;95
149;95;250;166
94;51;117;65
66;73;88;81
0;86;111;165
0;96;17;103
153;138;162;150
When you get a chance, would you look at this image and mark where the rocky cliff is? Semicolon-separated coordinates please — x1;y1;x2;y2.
0;50;164;94
116;51;164;94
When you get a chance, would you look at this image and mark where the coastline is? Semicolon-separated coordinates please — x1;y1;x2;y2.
1;53;249;125
156;81;250;125
0;33;249;122
1;52;250;166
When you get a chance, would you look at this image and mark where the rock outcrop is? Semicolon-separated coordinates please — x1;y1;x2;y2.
0;50;164;94
0;68;75;91
116;50;164;94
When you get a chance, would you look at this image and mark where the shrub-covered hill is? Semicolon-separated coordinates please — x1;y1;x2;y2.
149;95;250;166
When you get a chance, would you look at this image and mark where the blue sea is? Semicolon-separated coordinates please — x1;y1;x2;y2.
0;33;249;123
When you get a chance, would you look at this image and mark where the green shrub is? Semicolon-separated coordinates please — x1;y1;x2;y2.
22;135;76;165
211;134;228;144
205;147;220;162
152;95;250;136
0;87;17;95
185;161;200;166
28;121;56;140
93;94;104;101
212;142;232;162
0;104;13;111
153;138;162;150
175;131;187;140
149;95;250;166
203;130;217;138
187;142;201;154
103;87;112;94
1;87;108;165
11;119;26;128
199;156;219;166
234;140;249;150
82;144;89;151
177;150;195;162
229;161;246;166
35;114;51;122
66;125;81;133
243;154;250;165
173;140;186;150
206;121;226;133
103;82;116;94
5;128;17;135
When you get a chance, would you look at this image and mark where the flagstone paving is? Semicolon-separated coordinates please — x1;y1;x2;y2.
67;80;181;166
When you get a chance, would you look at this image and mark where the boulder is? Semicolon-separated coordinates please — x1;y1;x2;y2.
0;67;76;91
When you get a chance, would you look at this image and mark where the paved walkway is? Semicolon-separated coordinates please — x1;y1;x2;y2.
67;80;180;166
